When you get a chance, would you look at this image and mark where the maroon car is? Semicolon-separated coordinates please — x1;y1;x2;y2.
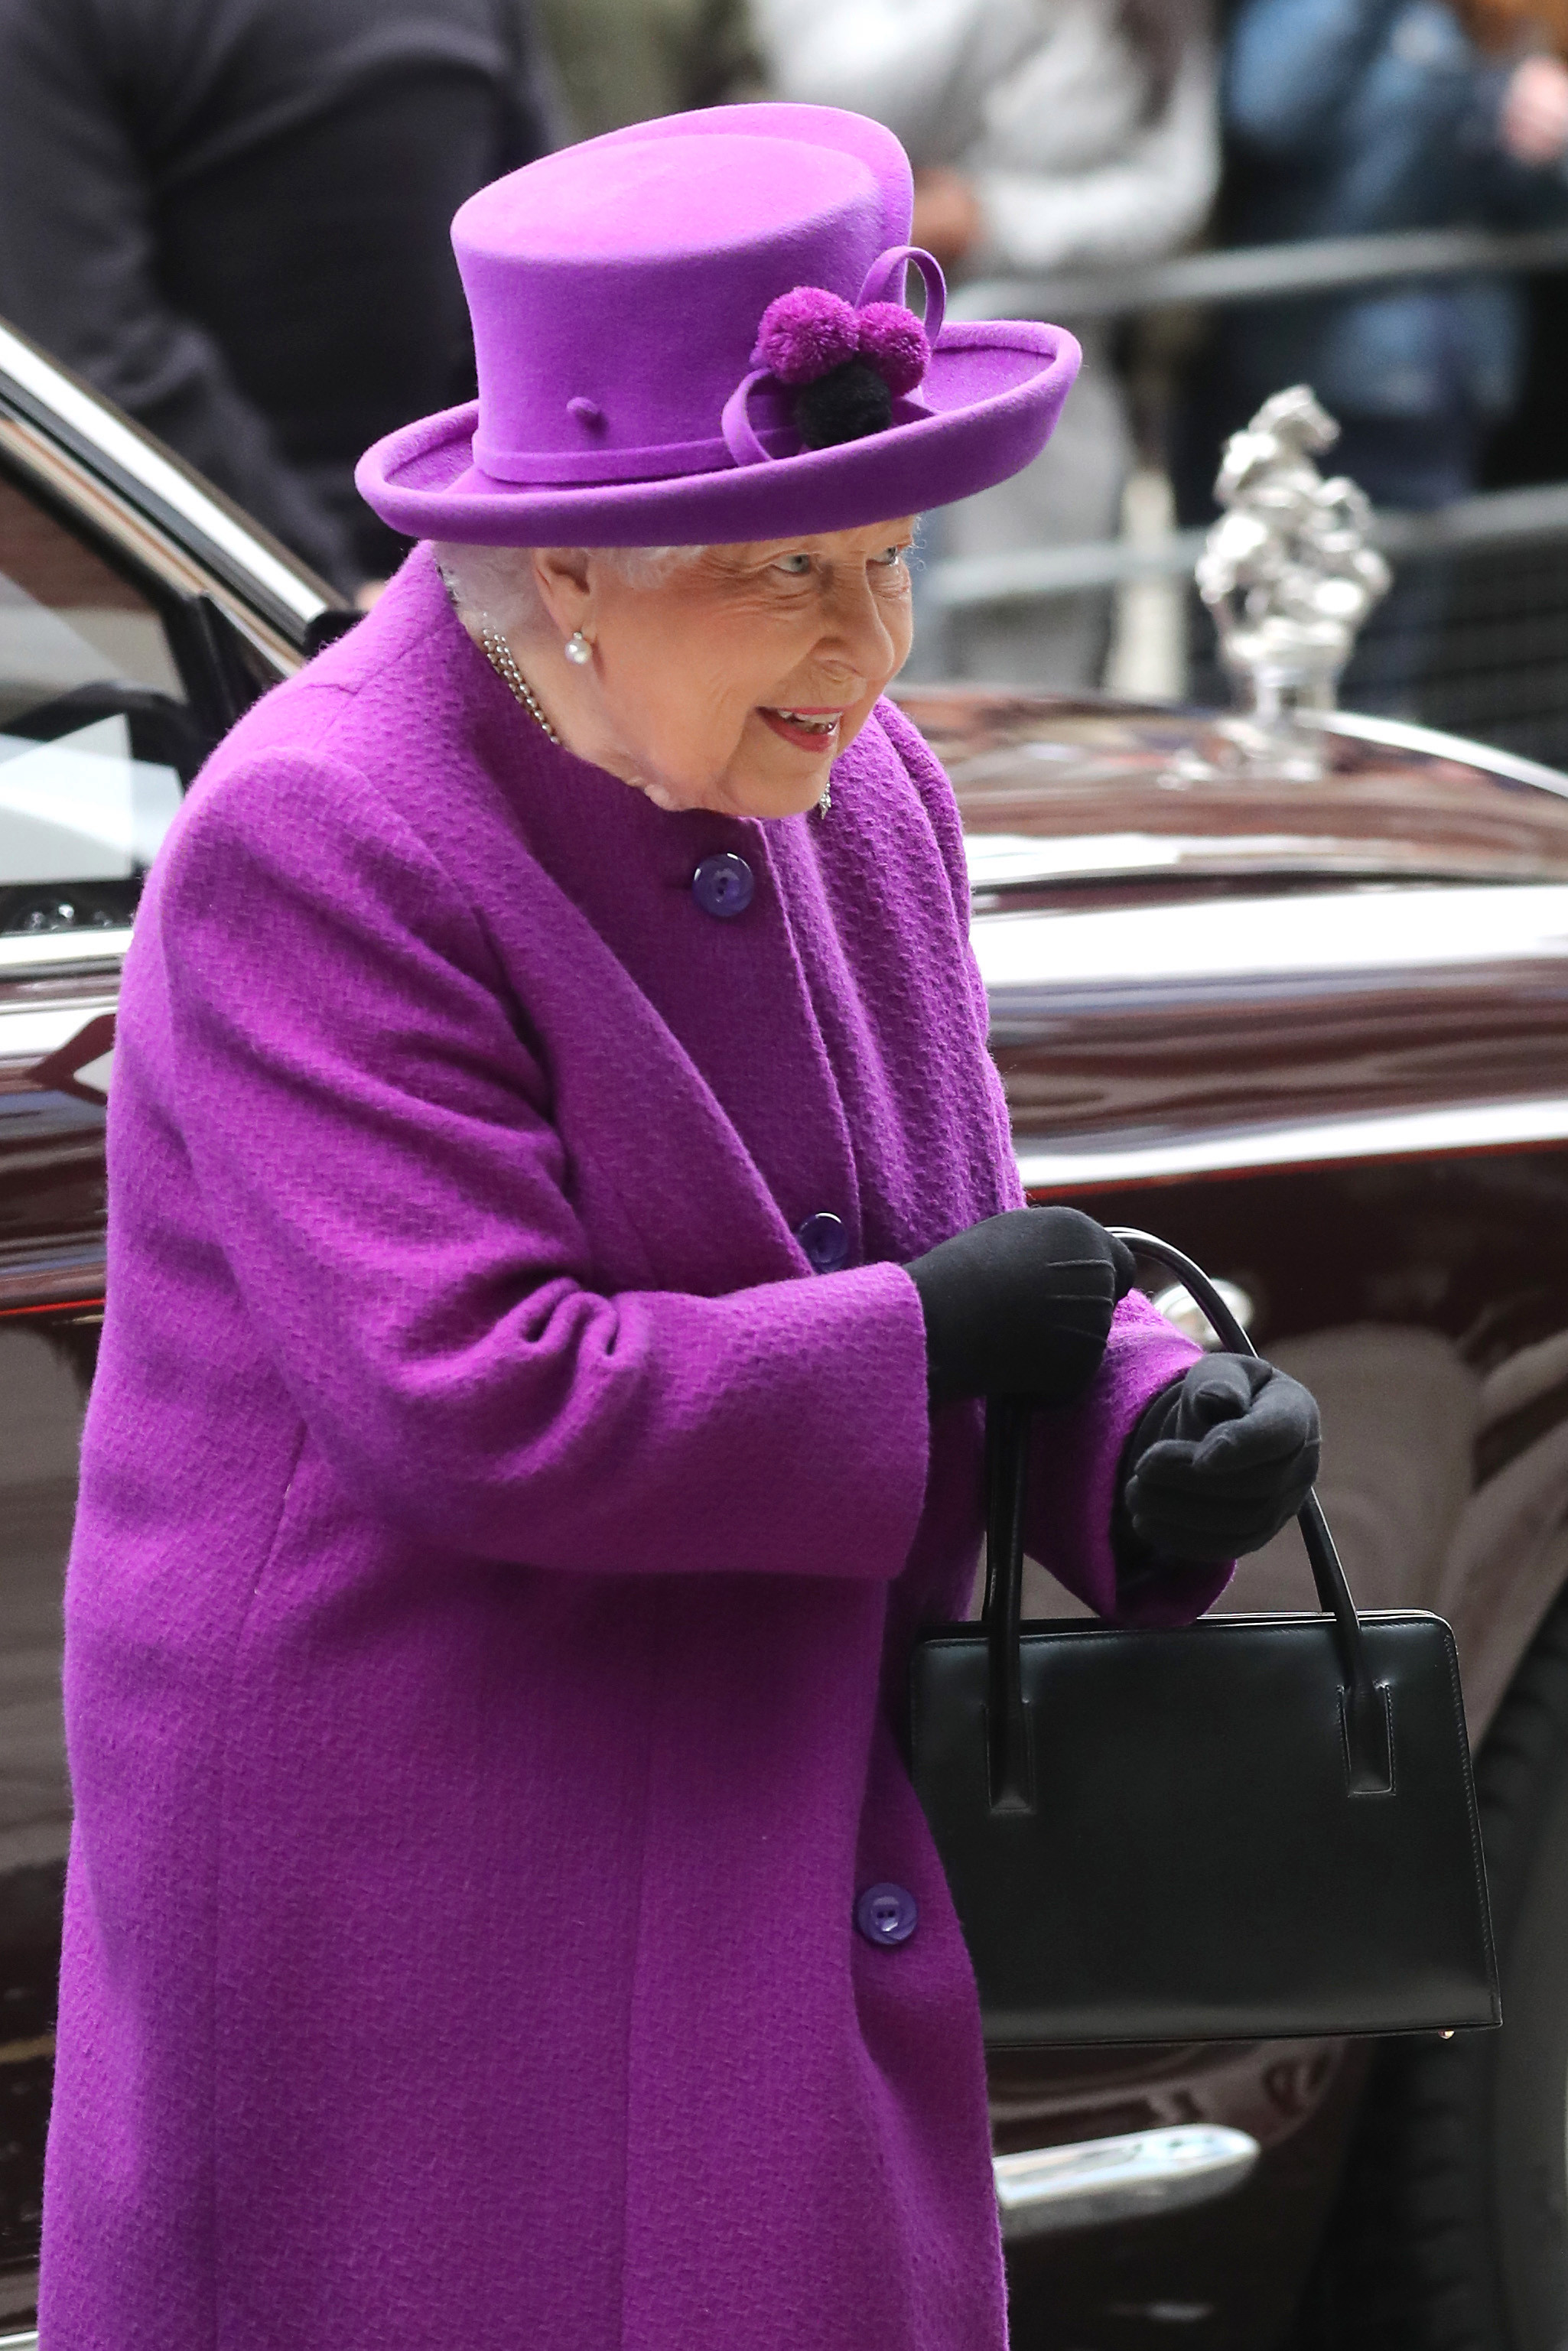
3;317;1567;2350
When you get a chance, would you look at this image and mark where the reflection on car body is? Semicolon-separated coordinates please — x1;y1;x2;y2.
905;684;1568;2347
2;314;1568;2348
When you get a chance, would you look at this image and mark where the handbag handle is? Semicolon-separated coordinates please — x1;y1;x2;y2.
980;1227;1393;1810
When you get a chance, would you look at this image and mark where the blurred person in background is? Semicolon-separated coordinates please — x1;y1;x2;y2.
1212;0;1568;701
0;0;558;598
756;0;1218;687
540;0;764;137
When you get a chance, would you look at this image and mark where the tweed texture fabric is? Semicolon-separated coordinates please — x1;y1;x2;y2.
40;548;1217;2351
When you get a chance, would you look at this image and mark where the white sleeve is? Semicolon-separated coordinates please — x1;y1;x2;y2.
753;0;1005;158
971;39;1220;276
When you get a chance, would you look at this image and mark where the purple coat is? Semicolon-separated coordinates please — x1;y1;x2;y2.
41;551;1216;2351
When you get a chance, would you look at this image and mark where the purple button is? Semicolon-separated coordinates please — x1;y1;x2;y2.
691;853;754;920
855;1883;918;1948
797;1211;848;1273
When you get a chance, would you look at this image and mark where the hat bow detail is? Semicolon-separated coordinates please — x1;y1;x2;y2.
721;247;946;470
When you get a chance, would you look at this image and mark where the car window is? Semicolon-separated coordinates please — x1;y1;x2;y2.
0;474;199;937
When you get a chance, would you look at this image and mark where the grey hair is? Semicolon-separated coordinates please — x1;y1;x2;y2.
432;540;706;639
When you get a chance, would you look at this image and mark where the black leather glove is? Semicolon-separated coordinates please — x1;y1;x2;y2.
906;1207;1137;1406
1117;1353;1321;1566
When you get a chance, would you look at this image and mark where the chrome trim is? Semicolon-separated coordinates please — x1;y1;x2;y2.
0;928;131;978
1320;708;1568;801
0;322;322;626
0;993;117;1062
974;884;1568;1020
961;828;1524;895
1151;1277;1257;1348
0;2333;37;2348
1017;1094;1568;1191
994;2124;1260;2241
967;831;1195;890
0;408;306;680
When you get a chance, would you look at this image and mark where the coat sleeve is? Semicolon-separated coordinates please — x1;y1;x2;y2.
494;0;571;159
753;0;1029;163
972;39;1219;276
0;0;359;590
151;749;932;1580
874;700;1231;1627
1224;0;1412;158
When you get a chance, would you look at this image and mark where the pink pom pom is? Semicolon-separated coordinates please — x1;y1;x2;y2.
752;287;860;385
856;302;930;396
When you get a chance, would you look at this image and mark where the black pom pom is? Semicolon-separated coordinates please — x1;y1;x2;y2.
792;358;893;450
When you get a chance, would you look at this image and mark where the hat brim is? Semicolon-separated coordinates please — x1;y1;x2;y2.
355;322;1080;546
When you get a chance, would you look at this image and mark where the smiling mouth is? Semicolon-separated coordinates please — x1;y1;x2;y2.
759;706;844;753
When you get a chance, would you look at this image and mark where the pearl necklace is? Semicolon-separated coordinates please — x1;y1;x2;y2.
480;624;560;745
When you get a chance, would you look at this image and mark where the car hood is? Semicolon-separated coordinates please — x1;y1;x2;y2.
893;690;1568;1189
896;688;1568;898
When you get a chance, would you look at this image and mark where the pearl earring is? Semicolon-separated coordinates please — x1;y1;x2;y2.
564;631;593;666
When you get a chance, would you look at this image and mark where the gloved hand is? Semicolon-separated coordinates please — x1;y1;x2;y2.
1118;1354;1321;1565
906;1207;1137;1406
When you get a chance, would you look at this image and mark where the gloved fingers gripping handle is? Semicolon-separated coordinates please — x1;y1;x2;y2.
906;1206;1136;1406
1117;1357;1322;1565
1110;1231;1321;1569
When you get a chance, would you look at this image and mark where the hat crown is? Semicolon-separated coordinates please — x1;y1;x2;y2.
455;132;905;489
356;105;1078;548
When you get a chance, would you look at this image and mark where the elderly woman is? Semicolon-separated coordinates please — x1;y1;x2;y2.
40;102;1317;2351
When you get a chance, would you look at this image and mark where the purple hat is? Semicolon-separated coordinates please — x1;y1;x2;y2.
356;102;1080;546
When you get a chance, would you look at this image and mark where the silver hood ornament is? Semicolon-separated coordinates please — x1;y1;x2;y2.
1186;385;1391;779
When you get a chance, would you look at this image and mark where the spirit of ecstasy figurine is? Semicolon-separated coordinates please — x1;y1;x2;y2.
1189;384;1391;779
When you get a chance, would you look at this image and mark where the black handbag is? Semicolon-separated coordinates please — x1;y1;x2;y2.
907;1229;1501;2047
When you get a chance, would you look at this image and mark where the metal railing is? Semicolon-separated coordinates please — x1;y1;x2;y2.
930;480;1568;613
927;222;1568;766
946;221;1568;324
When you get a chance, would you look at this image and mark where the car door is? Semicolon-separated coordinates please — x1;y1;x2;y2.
0;457;240;2314
0;324;337;2315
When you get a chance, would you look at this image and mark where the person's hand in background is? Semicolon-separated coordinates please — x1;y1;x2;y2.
911;167;984;265
1500;51;1568;164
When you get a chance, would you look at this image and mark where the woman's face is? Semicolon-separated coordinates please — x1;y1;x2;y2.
532;520;917;820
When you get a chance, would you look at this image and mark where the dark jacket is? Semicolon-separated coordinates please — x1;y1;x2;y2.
540;0;763;138
1223;0;1568;421
0;0;557;589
